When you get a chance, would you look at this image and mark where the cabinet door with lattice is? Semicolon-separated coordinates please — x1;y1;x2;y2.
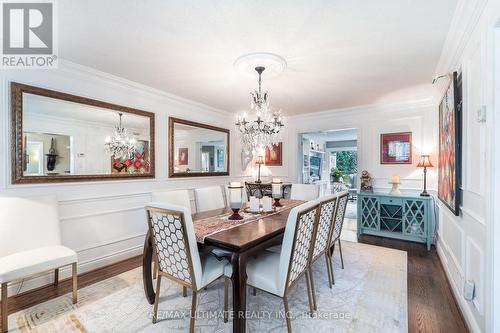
359;195;380;231
402;199;427;238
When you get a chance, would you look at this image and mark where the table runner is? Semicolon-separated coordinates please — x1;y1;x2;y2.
194;199;304;243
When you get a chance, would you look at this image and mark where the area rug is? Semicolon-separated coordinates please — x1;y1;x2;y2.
8;242;407;333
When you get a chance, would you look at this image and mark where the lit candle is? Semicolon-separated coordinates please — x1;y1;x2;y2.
263;196;273;212
249;196;260;212
390;175;400;183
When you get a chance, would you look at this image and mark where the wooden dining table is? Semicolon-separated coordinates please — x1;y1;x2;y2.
142;200;302;333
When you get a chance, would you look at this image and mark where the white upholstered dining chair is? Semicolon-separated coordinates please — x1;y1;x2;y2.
328;191;349;279
309;194;339;294
290;184;320;201
237;200;321;332
152;189;192;212
150;189;192;279
0;196;78;333
145;202;230;332
194;186;225;212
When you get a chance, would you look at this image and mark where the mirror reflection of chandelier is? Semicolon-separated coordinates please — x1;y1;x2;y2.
104;112;136;159
235;66;284;153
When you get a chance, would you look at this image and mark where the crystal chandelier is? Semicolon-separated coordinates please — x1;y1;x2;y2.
235;66;284;153
104;112;136;159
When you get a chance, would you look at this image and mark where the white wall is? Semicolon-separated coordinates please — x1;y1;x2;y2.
286;99;438;192
433;1;500;332
0;61;239;295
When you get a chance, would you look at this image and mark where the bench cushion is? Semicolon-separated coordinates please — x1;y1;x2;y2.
0;245;77;283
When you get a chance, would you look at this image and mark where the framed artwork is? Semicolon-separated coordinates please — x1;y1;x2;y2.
265;142;282;166
178;147;188;165
380;132;412;164
438;72;462;216
112;140;150;174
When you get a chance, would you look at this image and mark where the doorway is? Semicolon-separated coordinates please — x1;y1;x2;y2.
299;129;359;241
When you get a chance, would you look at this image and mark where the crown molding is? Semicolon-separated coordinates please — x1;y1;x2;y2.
57;60;233;117
289;98;436;121
435;0;489;73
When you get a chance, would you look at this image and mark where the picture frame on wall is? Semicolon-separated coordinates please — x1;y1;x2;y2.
178;148;188;165
380;132;412;164
265;142;282;166
438;72;462;216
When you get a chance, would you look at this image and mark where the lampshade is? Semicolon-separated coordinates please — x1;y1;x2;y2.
417;155;433;168
255;156;264;165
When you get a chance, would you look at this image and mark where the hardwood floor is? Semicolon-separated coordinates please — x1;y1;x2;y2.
0;237;468;333
359;235;469;333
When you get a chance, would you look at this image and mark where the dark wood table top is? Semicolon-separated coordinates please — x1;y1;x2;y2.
192;204;296;251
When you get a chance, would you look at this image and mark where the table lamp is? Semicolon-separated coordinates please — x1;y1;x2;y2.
417;155;433;197
255;156;264;183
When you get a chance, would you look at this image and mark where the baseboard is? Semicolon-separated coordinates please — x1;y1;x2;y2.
6;244;143;297
437;240;481;333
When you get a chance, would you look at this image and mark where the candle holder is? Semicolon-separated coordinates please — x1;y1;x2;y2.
389;181;401;195
229;208;244;220
272;178;283;207
228;182;244;220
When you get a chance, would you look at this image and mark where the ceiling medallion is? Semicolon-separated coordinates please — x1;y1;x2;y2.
235;53;285;153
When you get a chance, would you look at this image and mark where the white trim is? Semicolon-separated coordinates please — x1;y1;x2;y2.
436;0;489;73
437;243;479;333
290;98;436;121
60;206;145;222
73;233;145;253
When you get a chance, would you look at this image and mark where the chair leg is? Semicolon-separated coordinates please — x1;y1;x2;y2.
224;278;229;323
283;296;292;333
54;268;59;286
308;268;317;310
183;286;187;297
152;257;158;280
152;276;162;324
325;254;333;289
304;270;315;315
190;291;197;333
72;263;78;304
338;239;345;269
1;283;7;333
327;251;335;285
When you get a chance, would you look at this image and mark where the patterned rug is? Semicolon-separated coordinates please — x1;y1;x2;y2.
8;241;407;333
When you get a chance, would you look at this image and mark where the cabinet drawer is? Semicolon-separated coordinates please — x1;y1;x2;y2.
380;197;403;206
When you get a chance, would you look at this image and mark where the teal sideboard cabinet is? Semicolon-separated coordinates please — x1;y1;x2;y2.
357;192;434;250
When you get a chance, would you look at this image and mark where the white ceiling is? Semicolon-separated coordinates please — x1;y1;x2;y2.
59;0;457;115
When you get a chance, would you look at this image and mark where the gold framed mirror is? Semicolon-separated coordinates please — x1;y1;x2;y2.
11;82;155;184
168;117;230;178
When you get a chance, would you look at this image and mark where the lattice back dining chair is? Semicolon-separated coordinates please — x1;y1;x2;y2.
145;202;230;332
150;189;193;280
327;191;349;283
240;200;321;333
309;194;339;293
244;182;272;199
